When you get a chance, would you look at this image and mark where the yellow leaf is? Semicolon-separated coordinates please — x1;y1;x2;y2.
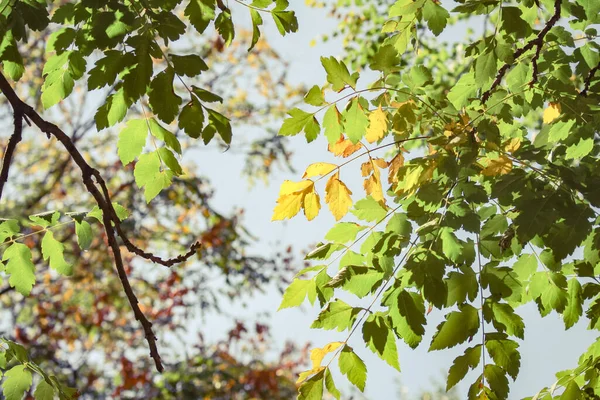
364;174;384;201
325;173;353;221
504;137;521;153
310;342;344;369
388;152;404;184
303;191;321;221
372;158;388;169
278;180;313;196
365;106;388;143
303;162;337;179
360;161;373;177
481;155;513;176
272;193;304;221
543;102;561;124
328;135;362;157
296;366;325;385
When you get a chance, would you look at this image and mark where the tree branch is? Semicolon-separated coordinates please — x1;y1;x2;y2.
0;108;23;202
481;0;562;103
581;61;600;97
0;72;201;372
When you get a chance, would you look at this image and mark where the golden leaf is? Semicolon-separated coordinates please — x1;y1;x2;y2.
296;366;325;385
504;137;521;153
325;173;353;221
360;161;373;177
278;180;313;196
303;191;321;221
328;135;362;157
481;155;513;176
372;158;388;169
365;106;388;143
543;102;561;124
388;152;404;184
310;342;344;370
364;174;384;201
272;193;304;220
303;162;338;179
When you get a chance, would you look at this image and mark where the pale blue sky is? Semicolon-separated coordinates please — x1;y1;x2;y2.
186;2;599;398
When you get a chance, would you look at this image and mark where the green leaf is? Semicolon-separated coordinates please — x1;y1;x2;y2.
279;278;315;309
117;119;147;165
149;68;182;124
440;228;462;263
370;45;399;73
321;56;357;91
2;243;36;296
490;302;525;339
430;304;479;351
325;223;366;243
279;108;320;142
29;211;60;228
34;380;55;400
179;98;205;139
485;335;520;380
75;221;93;250
338;346;367;392
249;9;263;51
343;98;369;143
41;231;73;276
304;85;325;106
447;72;477;109
324;369;341;399
215;9;235;46
311;300;361;331
351;196;388;222
298;370;324;400
170;54;208;77
565;137;593;160
422;0;449;36
148;118;182;154
327;266;383;298
362;314;400;371
95;88;131;130
484;364;510;399
475;50;498;86
323;105;343;145
134;151;172;202
513;254;538;281
447;345;481;391
185;0;216;33
563;279;583;329
271;9;298;36
384;288;426;348
2;366;32;400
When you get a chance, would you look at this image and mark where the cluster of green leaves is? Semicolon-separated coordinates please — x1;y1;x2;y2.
0;207;128;296
0;0;297;203
0;339;76;400
277;0;600;398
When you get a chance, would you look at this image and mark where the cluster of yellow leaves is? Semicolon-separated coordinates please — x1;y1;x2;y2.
361;158;388;201
272;163;353;221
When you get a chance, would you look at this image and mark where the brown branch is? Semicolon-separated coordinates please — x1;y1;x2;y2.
481;0;562;103
581;61;600;97
0;109;24;202
0;72;170;372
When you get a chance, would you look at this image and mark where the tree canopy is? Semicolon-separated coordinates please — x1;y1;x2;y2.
0;0;599;399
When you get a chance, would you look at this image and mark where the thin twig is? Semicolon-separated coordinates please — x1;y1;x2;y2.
581;61;600;97
481;0;562;103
